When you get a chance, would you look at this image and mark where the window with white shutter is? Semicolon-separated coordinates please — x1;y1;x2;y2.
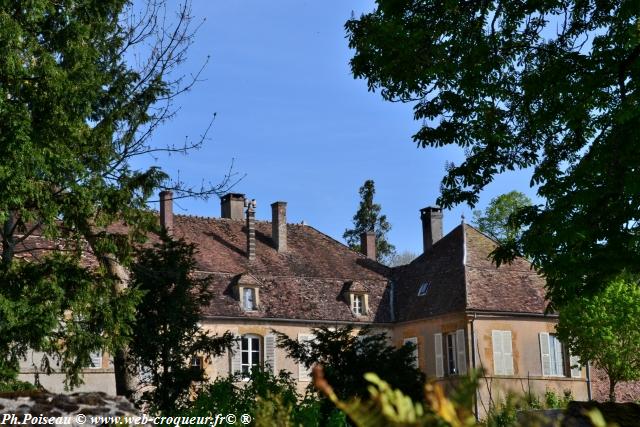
434;333;444;378
492;330;514;376
403;337;419;368
230;333;242;376
539;333;567;377
298;334;315;381
456;329;467;375
264;334;276;373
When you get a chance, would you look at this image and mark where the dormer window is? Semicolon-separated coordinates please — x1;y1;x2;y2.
243;287;257;311
234;273;262;312
352;294;364;315
418;282;430;296
343;281;369;317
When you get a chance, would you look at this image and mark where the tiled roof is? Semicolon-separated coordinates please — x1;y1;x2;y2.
169;215;393;323
393;224;548;321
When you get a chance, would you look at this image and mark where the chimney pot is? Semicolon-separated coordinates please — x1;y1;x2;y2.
420;206;443;253
360;231;376;261
221;193;246;220
246;199;256;261
159;191;173;234
271;201;287;253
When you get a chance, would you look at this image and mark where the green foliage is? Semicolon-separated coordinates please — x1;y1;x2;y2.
346;1;640;306
472;192;532;244
127;231;234;412
0;378;37;393
0;254;141;389
343;180;396;264
556;273;640;402
275;326;425;423
0;0;232;388
182;368;334;427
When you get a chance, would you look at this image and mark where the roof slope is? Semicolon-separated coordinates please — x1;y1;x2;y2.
171;215;393;323
393;224;547;321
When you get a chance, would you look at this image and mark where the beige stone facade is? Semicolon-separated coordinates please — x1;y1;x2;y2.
17;192;629;415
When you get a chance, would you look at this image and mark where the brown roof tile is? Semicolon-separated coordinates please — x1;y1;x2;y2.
393;224;548;321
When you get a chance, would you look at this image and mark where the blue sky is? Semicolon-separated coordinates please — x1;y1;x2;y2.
135;0;539;256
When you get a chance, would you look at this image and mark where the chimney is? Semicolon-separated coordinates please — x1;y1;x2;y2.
360;231;376;261
245;199;257;261
420;206;443;253
221;193;246;220
159;190;173;234
271;201;287;253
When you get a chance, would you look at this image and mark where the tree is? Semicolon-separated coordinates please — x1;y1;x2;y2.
472;191;532;243
387;250;418;267
346;2;640;306
0;0;238;391
556;274;640;402
343;180;395;264
127;231;234;412
275;326;425;423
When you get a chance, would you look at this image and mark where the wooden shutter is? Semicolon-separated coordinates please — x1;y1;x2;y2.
456;329;467;375
492;330;503;375
539;332;551;376
502;331;514;375
434;333;444;378
569;354;581;378
230;334;242;375
403;337;419;368
298;334;314;381
264;334;276;373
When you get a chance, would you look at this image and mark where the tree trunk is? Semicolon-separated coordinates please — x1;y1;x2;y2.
85;232;138;397
609;379;617;402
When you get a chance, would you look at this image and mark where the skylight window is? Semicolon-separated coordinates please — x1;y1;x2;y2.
417;282;430;296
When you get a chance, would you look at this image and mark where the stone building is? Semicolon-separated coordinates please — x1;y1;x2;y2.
17;191;637;414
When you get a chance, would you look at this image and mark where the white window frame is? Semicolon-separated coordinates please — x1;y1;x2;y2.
242;287;258;311
241;334;261;379
352;294;364;315
191;356;203;369
88;351;102;369
417;282;430;296
540;332;566;377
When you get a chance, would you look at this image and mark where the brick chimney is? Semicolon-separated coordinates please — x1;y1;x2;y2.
221;193;246;220
420;206;443;253
360;231;376;261
159;190;173;234
271;201;287;253
245;199;257;261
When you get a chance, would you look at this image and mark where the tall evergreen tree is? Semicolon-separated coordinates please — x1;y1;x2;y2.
343;180;395;264
128;232;234;412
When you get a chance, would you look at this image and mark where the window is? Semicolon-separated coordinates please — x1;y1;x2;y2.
243;287;257;311
352;294;364;315
539;332;567;377
492;330;514;376
403;337;419;367
191;356;203;369
446;333;458;375
435;330;467;377
417;282;430;296
88;351;102;369
241;335;261;378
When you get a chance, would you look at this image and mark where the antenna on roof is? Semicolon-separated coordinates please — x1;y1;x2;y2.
461;213;465;224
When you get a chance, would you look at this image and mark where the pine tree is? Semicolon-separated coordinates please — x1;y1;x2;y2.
343;180;395;264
